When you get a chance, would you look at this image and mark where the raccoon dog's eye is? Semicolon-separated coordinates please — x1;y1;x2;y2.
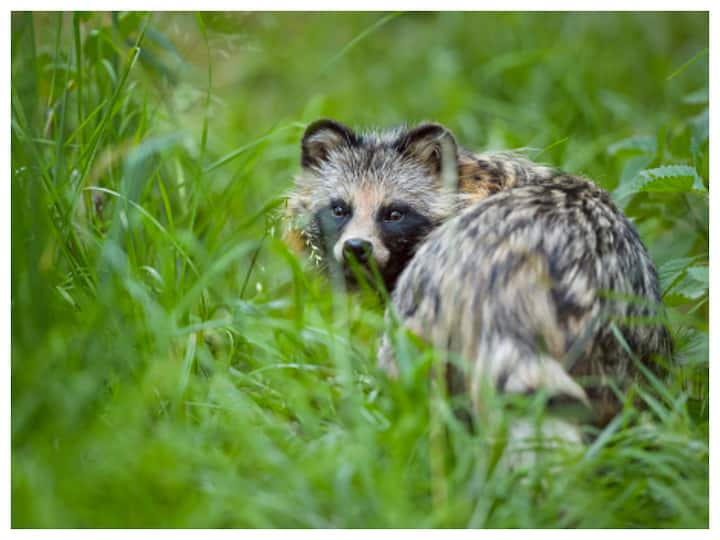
385;208;405;222
331;202;350;218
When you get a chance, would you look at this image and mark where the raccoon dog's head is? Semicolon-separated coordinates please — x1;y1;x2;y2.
287;119;459;291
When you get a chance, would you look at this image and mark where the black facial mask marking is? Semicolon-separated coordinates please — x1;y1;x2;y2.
377;202;435;291
311;199;436;293
311;201;351;262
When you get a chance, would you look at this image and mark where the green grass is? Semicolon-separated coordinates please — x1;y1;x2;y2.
11;12;708;528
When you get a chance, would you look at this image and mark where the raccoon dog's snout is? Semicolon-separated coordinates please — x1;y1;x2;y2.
342;238;373;264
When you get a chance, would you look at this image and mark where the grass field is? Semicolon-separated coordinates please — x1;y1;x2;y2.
11;12;709;528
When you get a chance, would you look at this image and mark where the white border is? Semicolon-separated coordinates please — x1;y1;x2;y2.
4;5;716;537
1;2;718;11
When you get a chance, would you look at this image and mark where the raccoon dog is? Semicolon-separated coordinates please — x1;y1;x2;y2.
287;119;672;448
377;153;673;450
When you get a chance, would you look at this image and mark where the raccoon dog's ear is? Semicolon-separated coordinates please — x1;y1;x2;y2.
395;124;457;172
301;119;359;168
394;123;458;174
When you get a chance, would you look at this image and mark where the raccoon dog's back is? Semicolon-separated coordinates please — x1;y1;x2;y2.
380;174;672;425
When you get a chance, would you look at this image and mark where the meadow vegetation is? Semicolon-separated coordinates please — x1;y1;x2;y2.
11;12;708;527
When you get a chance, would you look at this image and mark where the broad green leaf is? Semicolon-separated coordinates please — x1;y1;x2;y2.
673;327;708;360
615;165;706;200
658;256;698;292
617;154;654;195
686;266;709;288
665;265;709;304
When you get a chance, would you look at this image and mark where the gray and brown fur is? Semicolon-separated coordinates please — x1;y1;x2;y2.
378;168;673;434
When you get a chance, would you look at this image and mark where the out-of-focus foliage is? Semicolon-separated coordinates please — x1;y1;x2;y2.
11;12;708;528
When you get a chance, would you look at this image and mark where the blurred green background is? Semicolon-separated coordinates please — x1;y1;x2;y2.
11;12;708;528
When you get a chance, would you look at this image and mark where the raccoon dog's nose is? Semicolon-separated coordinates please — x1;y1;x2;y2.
343;238;373;264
